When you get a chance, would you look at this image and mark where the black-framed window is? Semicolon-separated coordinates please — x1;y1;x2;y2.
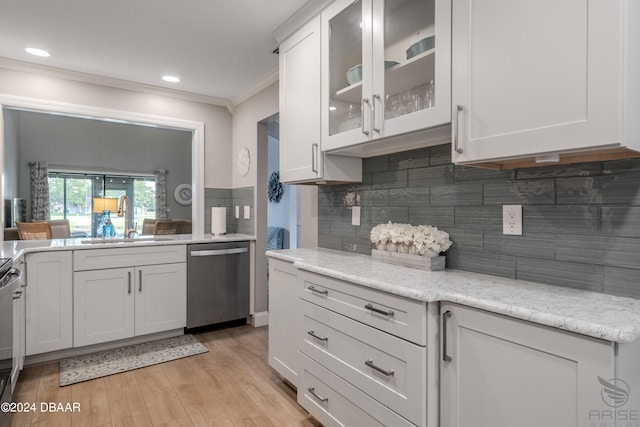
48;172;155;237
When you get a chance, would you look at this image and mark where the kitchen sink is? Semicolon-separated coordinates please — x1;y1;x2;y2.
79;237;174;244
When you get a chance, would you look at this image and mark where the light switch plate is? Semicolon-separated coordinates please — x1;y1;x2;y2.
235;206;240;219
243;206;250;220
503;205;523;235
352;206;361;226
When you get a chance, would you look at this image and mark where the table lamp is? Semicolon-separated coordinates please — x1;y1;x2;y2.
92;197;118;237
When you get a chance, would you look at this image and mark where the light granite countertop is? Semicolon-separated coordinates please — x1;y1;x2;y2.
266;247;640;344
2;233;255;261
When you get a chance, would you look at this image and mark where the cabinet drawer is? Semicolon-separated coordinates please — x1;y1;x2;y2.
74;245;186;271
301;300;426;425
299;270;427;345
299;354;416;427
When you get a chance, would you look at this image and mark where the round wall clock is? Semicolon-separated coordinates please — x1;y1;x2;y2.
237;147;251;177
174;183;192;205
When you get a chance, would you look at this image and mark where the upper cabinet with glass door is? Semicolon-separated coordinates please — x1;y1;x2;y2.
321;0;451;153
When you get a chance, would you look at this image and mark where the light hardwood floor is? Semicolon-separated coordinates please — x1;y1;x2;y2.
11;325;322;427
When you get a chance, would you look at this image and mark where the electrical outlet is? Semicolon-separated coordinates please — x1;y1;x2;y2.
243;206;250;220
503;205;523;235
352;206;361;226
235;206;240;219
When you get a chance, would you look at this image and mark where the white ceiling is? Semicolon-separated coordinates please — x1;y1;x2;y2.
0;0;311;104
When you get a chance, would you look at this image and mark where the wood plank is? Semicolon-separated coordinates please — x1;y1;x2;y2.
70;378;112;426
12;326;319;427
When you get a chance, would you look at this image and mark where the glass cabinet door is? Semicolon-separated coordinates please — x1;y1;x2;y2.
326;0;366;140
381;0;435;120
322;0;451;152
377;0;450;139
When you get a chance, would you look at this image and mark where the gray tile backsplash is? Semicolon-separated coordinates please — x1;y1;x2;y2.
317;144;640;298
204;187;254;236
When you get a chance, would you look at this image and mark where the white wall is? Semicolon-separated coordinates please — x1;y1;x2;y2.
232;81;279;314
10;110;193;220
267;134;297;249
2;110;19;203
0;67;233;189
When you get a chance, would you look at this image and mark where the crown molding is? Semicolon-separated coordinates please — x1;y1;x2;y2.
230;67;279;107
0;57;230;107
270;0;333;43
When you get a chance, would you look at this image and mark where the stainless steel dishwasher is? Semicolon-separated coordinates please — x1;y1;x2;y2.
187;241;250;328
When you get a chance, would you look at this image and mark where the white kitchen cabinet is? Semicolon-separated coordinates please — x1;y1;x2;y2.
451;0;640;166
11;260;25;392
25;251;73;356
134;263;186;336
74;267;135;347
321;0;451;155
440;303;640;427
268;258;301;387
297;269;439;427
74;264;186;347
279;15;362;184
73;246;186;347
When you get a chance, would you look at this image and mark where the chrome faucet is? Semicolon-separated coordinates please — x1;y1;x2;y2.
117;195;138;238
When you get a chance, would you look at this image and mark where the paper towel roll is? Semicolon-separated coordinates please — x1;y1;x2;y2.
211;207;227;235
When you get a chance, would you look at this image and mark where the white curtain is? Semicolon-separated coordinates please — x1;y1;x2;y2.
155;169;168;219
29;161;50;221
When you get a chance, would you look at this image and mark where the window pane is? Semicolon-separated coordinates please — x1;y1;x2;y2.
48;172;155;237
65;177;93;236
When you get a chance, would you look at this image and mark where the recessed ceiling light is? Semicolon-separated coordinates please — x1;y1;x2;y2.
162;75;180;83
25;47;50;57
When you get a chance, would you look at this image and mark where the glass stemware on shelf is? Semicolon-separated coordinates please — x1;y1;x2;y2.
384;79;435;120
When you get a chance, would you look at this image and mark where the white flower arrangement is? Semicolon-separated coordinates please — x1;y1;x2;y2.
370;222;452;257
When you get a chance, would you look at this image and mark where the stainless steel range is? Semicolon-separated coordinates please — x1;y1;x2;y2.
0;258;21;427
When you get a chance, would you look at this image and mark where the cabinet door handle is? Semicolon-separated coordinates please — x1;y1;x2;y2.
372;93;381;133
442;310;452;362
361;98;370;135
307;387;328;402
311;143;319;174
307;285;328;295
138;270;142;292
307;330;328;342
128;272;132;294
365;359;394;376
365;303;394;317
453;105;464;154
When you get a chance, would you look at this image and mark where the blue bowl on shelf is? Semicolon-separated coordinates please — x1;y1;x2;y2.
346;61;399;85
406;36;435;59
346;64;362;85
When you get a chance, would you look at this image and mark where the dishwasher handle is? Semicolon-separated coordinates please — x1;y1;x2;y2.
190;248;249;257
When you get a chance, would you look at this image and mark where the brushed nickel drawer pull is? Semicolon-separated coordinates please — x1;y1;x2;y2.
365;359;394;376
308;387;328;402
307;330;328;342
307;285;328;295
442;310;452;362
365;303;394;317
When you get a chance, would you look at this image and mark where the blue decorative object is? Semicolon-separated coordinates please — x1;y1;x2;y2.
268;171;284;203
102;215;115;238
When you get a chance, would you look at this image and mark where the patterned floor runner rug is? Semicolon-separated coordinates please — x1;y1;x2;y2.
59;334;208;386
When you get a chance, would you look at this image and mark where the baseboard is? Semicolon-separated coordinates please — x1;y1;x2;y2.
251;311;269;327
25;328;184;366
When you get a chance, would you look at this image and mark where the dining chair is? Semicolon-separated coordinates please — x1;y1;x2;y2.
176;220;192;234
16;221;52;240
141;218;156;235
152;220;178;235
47;219;71;238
